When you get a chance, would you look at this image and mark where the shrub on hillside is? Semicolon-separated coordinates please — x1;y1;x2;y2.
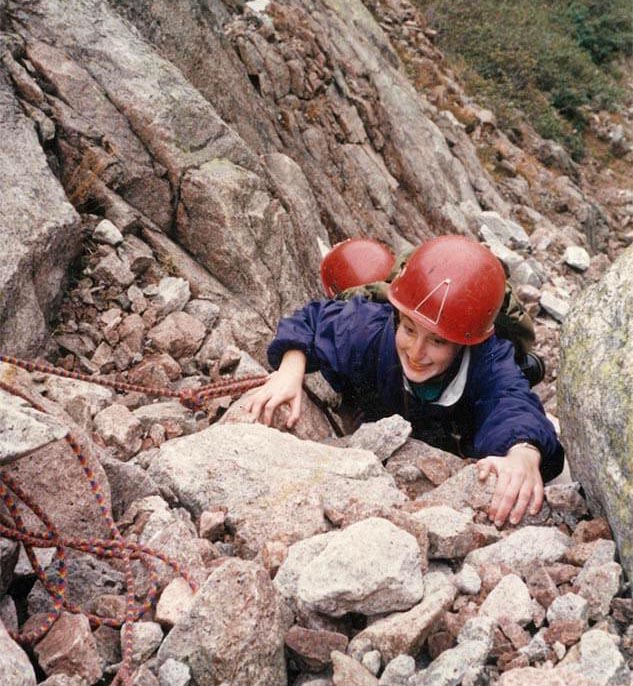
416;0;632;158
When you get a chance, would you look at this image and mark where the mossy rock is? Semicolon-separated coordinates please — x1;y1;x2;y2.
558;244;633;581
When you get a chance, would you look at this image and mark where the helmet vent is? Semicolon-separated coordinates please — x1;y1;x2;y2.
414;278;451;326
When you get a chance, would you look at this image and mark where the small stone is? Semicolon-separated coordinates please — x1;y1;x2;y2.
285;625;349;672
155;577;195;628
454;564;482;595
563;246;591;271
147;312;206;358
153;277;190;317
378;654;415;684
126;621;164;666
543;620;585;647
573;562;622;620
571;518;612;544
331;651;379;686
94;219;124;246
184;300;219;329
547;593;589;624
158;659;191;686
92;250;135;287
94;403;143;460
347;416;412;462
525;563;559;609
539;292;570;323
480;574;533;626
34;612;102;684
498;619;531;651
362;650;381;676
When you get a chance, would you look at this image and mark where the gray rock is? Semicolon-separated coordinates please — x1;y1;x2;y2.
410;506;478;559
347;584;456;664
41;376;115;430
93;403;143;460
280;518;424;617
148;423;404;556
120;496;207;592
183;299;220;329
34;612;102;685
0;617;36;686
363;650;382;676
99;453;161;520
0;595;18;633
557;629;631;686
92;249;136;287
465;526;571;574
474;211;530;249
0;389;69;465
128;621;164;666
347;416;412;462
93;219;124;246
546;593;588;624
558;245;633;584
409;636;491;686
331;651;379;685
563;246;591;271
573;561;622;621
28;555;125;616
453;564;482;595
0;539;19;598
132;401;196;434
378;654;415;685
511;259;545;288
157;558;292;686
158;659;191;686
479;574;532;626
479;228;525;272
540;291;570;322
152;277;191;317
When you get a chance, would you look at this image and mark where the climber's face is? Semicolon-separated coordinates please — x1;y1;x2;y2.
395;311;462;383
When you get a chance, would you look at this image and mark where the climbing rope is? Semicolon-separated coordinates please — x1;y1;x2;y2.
0;353;268;410
0;353;269;685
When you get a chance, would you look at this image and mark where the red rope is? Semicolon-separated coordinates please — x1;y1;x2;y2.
0;352;266;684
0;353;267;411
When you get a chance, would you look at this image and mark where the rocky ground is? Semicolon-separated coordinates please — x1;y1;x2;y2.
2;0;633;684
1;211;632;686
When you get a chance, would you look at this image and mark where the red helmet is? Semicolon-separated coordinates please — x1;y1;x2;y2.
320;238;395;297
387;236;505;345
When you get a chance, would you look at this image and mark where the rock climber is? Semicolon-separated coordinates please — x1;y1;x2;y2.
244;235;564;527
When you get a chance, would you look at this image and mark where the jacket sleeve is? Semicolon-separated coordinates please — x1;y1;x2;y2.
267;297;391;393
468;338;564;482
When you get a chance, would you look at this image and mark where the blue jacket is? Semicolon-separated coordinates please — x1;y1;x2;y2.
268;297;564;482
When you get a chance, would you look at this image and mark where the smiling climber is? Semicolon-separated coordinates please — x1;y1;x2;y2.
244;235;564;527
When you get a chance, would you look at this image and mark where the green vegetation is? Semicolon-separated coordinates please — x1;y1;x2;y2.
415;0;633;158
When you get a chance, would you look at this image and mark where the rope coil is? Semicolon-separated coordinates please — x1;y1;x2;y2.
0;353;268;685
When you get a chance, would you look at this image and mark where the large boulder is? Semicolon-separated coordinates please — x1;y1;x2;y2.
157;558;292;686
147;423;405;557
558;245;633;581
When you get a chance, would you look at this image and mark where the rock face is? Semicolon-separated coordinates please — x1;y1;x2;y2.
0;62;80;357
558;245;633;581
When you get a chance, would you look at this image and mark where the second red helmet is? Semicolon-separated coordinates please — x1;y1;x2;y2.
387;236;505;345
320;238;395;298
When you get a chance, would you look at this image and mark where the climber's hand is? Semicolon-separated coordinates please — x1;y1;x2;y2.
477;444;543;527
242;350;307;429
